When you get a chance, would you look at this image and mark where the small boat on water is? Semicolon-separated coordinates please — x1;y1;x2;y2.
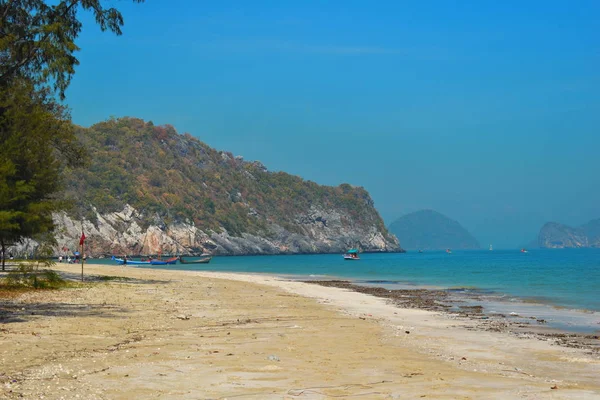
446;248;452;254
489;244;493;251
343;248;360;260
112;256;151;265
521;248;528;253
179;256;212;264
150;257;178;265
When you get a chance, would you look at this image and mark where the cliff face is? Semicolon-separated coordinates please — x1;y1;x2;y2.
389;210;480;250
538;220;600;248
43;117;400;256
51;204;398;256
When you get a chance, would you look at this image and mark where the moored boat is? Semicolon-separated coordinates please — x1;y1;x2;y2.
112;256;151;265
150;257;178;265
179;256;212;264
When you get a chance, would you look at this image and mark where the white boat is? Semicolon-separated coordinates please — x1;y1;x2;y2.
489;244;493;251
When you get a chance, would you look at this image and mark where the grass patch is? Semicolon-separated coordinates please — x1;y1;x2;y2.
0;286;32;299
1;264;71;290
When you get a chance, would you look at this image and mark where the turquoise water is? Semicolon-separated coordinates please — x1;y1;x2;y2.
92;248;600;311
91;249;600;331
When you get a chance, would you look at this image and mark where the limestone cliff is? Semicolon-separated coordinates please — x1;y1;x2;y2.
50;204;398;256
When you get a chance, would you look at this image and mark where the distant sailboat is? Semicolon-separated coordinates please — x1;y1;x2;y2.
489;244;493;251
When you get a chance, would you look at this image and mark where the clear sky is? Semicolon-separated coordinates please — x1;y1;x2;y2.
66;0;600;248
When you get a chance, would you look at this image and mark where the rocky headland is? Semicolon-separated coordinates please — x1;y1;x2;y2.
11;118;400;257
537;219;600;248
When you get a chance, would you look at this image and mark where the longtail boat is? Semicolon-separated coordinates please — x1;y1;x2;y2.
179;256;212;264
112;256;151;265
150;257;178;265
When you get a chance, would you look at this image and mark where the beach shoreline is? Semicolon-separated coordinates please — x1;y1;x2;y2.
1;263;599;399
304;280;600;355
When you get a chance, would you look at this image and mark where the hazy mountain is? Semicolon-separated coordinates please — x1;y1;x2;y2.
538;219;600;248
389;210;480;250
48;117;400;256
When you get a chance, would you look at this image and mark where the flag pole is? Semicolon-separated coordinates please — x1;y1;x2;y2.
80;223;85;282
81;239;84;282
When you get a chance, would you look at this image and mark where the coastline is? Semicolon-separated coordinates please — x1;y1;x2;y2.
1;263;599;399
304;280;600;354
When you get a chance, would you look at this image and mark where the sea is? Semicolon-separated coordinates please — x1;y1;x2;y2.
91;249;600;333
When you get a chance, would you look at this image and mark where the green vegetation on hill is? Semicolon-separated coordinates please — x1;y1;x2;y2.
62;117;392;240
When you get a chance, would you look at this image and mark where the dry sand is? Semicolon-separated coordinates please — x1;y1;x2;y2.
1;263;599;399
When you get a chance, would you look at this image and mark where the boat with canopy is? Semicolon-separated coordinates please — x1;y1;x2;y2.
343;248;360;260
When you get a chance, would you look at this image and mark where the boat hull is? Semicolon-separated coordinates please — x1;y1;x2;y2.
150;258;178;265
112;256;151;265
180;257;212;264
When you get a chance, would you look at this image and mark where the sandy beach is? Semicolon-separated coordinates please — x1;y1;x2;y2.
1;263;599;399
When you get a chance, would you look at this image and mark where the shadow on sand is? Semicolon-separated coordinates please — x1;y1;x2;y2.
0;271;172;324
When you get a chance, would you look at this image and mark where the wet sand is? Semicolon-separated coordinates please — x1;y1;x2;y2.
1;263;599;399
306;280;600;354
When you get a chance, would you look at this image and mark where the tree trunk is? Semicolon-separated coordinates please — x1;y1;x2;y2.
1;238;5;272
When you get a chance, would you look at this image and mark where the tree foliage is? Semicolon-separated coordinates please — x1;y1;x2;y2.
0;79;83;269
0;0;143;268
1;0;144;98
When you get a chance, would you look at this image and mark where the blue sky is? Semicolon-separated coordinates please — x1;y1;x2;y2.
66;0;600;248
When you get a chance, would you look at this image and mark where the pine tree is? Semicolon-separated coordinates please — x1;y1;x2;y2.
0;1;143;269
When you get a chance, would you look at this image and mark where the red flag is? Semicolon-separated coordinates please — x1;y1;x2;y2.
79;232;86;246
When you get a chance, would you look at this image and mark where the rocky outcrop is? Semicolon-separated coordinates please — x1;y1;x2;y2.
538;220;600;248
46;204;400;257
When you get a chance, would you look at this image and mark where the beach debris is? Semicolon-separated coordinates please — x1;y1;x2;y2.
267;354;280;362
551;385;559;390
405;331;410;334
176;314;190;320
461;357;467;361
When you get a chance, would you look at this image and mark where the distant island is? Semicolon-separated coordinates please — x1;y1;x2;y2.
13;117;401;257
537;219;600;248
389;210;480;250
